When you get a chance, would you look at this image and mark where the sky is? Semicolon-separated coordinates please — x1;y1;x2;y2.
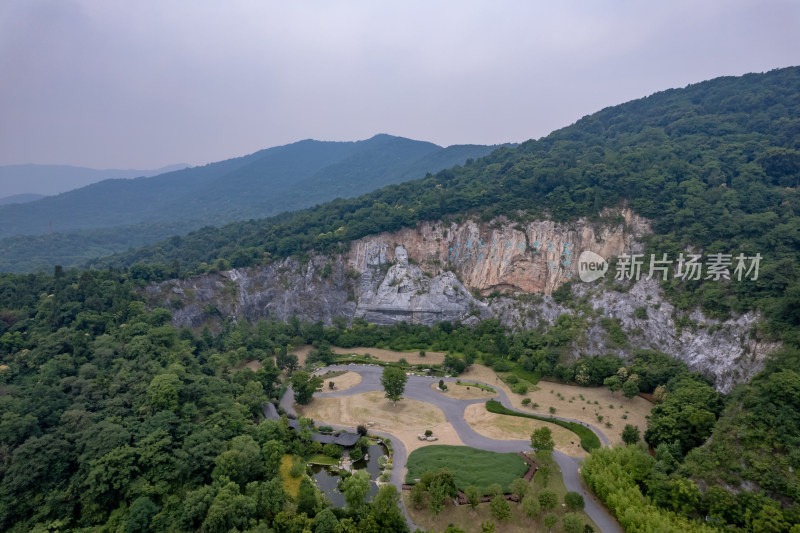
1;0;799;170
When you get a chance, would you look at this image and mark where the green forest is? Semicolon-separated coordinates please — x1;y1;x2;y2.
1;67;800;531
0;137;504;273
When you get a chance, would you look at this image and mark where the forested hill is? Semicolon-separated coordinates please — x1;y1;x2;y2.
91;67;800;312
88;66;800;530
0;135;506;272
1;67;800;533
0;163;189;198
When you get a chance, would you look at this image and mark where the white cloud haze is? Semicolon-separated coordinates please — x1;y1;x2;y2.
1;0;798;168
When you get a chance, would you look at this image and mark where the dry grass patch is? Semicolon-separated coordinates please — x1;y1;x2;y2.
463;404;586;457
459;365;652;445
331;346;446;365
514;381;652;445
292;345;314;367
430;382;493;400
318;370;362;392
296;391;463;455
279;455;302;498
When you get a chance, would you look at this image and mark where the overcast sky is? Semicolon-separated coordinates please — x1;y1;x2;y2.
1;0;799;170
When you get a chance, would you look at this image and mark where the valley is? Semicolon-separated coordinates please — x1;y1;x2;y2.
1;67;799;533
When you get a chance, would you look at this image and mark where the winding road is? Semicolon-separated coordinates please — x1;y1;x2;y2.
280;365;622;533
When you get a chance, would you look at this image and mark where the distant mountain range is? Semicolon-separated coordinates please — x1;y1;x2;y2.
0;135;509;271
0;193;47;206
0;163;189;197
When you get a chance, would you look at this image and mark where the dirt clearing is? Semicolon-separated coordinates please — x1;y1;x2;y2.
317;371;362;392
430;382;494;400
296;390;463;454
458;364;653;445
463;403;586;457
331;346;446;365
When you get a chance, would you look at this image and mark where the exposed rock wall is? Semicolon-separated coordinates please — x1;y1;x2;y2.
350;209;649;294
147;209;777;392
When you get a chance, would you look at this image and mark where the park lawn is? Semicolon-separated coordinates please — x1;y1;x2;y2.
405;445;529;494
279;455;302;498
307;454;338;466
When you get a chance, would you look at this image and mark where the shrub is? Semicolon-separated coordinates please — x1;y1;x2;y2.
425;429;433;437
513;383;529;394
289;457;305;478
487;483;504;498
505;375;519;384
419;350;426;357
357;425;367;436
349;447;363;462
410;482;426;509
493;359;512;372
522;398;532;406
323;443;341;458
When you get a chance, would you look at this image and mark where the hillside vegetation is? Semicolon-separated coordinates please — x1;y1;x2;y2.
0;136;504;272
1;68;800;531
91;67;800;326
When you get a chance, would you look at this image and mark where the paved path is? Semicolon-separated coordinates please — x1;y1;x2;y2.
282;365;622;533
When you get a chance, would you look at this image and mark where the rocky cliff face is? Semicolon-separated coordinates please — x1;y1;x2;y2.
350;209;649;294
146;208;777;392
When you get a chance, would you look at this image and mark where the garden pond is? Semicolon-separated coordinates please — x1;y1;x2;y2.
309;443;387;507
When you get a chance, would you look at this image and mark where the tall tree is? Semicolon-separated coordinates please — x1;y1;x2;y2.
427;479;447;516
489;495;511;522
371;484;408;533
464;485;482;510
531;426;555;452
603;375;622;396
313;508;339;533
509;478;529;501
380;365;408;406
521;495;540;518
296;477;318;517
341;470;370;514
622;424;641;446
291;371;323;405
623;378;640;399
